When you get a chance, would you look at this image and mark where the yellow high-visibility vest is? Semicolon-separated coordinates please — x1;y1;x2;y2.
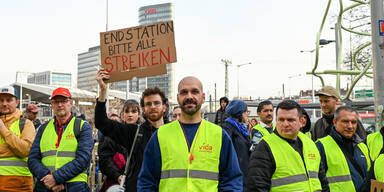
0;119;32;176
367;131;383;161
158;120;222;192
318;135;371;191
374;154;384;182
40;118;87;182
263;132;322;192
251;123;276;138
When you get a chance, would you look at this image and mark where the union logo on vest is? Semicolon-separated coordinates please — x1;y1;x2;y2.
199;143;213;153
308;153;317;160
66;133;75;140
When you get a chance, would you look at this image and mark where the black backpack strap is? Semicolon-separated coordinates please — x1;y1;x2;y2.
19;117;26;133
73;118;82;141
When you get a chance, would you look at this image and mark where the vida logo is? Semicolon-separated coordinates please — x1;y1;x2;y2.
66;134;75;140
199;143;213;153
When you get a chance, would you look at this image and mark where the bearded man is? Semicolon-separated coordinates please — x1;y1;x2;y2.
95;69;168;192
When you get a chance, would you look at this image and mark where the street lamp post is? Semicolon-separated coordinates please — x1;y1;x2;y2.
300;47;324;101
300;47;323;119
287;74;302;99
15;71;32;111
235;62;252;98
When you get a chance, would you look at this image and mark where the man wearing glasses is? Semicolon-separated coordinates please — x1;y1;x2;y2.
26;104;41;130
28;87;94;192
95;68;168;191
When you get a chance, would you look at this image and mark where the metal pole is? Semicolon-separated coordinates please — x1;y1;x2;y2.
19;78;23;111
310;52;316;119
214;83;217;112
237;66;240;98
106;0;109;31
235;62;251;98
370;0;384;130
222;59;231;98
105;0;109;114
126;80;129;100
335;23;341;95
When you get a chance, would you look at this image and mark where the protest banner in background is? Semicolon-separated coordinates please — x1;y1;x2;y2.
100;21;177;82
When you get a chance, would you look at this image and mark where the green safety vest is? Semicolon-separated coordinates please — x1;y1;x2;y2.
318;135;371;191
157;120;222;192
263;132;322;192
374;154;384;182
367;131;383;161
40;118;87;183
252;123;276;138
0;119;32;176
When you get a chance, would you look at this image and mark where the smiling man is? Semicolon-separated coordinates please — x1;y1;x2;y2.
316;106;371;192
248;100;329;192
138;76;243;191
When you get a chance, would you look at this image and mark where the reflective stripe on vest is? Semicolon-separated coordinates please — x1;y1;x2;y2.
40;118;87;183
374;154;384;182
158;120;222;192
0;119;32;176
252;123;276;137
263;132;322;192
318;135;371;191
367;131;383;161
161;169;219;181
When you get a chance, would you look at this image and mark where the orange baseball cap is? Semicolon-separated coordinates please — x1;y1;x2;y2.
50;87;72;99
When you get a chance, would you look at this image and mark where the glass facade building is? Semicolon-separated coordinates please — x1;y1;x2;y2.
135;3;175;99
28;71;72;87
77;46;100;92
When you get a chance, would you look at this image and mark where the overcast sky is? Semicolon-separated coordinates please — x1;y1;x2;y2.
1;0;370;100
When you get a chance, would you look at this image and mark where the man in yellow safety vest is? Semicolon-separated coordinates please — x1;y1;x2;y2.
138;76;243;191
0;85;36;191
28;87;94;191
248;100;329;191
316;106;371;191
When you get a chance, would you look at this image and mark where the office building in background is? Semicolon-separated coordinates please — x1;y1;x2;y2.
28;71;72;87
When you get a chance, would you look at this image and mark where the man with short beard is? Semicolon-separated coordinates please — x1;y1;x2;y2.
28;87;93;191
94;69;167;192
138;76;243;191
0;86;36;191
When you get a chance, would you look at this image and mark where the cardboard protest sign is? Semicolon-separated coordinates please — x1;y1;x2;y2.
100;21;176;82
371;179;384;192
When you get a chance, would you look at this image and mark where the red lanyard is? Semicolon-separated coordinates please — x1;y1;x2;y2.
179;120;201;164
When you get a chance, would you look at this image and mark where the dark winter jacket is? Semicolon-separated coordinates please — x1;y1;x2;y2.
222;120;251;191
28;115;93;192
215;108;229;126
98;135;128;191
95;100;157;192
248;129;329;192
316;127;371;192
311;114;367;141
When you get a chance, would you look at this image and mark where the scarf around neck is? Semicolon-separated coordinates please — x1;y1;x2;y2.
225;118;250;138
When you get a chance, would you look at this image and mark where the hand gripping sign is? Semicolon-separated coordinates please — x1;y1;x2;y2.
100;21;177;82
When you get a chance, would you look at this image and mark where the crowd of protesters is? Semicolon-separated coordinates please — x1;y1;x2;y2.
0;71;384;192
